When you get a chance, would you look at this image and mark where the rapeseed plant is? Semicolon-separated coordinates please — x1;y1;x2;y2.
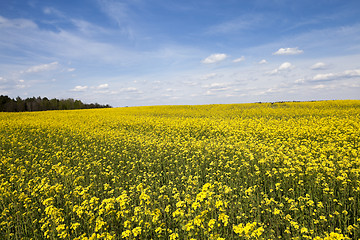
0;100;359;239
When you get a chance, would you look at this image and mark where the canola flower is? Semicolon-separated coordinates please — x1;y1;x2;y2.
0;100;359;239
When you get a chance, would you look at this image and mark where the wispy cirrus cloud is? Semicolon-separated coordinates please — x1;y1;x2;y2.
206;14;263;34
0;15;37;29
43;7;66;18
0;14;139;66
97;0;129;24
96;0;138;38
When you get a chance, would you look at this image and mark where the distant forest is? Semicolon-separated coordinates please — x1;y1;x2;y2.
0;95;111;112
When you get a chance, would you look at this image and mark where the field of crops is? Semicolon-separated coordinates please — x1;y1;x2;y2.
0;100;359;239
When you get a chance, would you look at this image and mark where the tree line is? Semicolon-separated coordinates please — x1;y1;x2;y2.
0;95;112;112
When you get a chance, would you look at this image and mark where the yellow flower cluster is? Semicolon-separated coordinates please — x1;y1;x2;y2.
233;221;264;239
0;100;359;239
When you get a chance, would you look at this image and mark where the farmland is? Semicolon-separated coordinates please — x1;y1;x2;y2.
0;100;359;239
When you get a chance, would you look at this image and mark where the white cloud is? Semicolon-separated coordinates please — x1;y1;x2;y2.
311;62;327;70
312;84;326;89
343;69;360;77
208;82;226;88
200;73;217;80
119;87;139;92
68;68;76;72
25;62;59;73
273;47;304;55
202;82;232;94
269;69;279;75
204;90;215;96
16;83;26;89
202;53;227;64
312;69;360;81
312;73;336;81
258;59;267;64
96;83;109;89
233;56;245;63
269;62;294;75
279;62;293;70
70;85;88;91
295;78;305;84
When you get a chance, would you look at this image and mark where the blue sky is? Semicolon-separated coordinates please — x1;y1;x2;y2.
1;0;360;107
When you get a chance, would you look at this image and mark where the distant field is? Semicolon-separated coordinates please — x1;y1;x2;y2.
0;100;359;239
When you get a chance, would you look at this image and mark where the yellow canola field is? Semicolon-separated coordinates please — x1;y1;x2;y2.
0;100;359;240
